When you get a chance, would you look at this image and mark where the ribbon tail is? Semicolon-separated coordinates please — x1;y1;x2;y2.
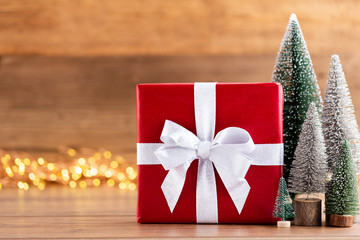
215;166;250;215
161;162;190;213
196;159;218;223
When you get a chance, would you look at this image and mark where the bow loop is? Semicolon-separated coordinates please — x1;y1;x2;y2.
155;146;197;170
155;120;200;170
160;120;200;148
213;127;255;154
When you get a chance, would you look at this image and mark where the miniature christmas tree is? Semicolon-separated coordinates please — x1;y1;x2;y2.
288;103;327;196
273;177;295;222
322;55;360;173
272;13;322;181
326;140;359;216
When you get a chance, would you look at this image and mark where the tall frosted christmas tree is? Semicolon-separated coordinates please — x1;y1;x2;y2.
288;103;328;195
326;140;359;217
272;13;322;180
322;55;360;173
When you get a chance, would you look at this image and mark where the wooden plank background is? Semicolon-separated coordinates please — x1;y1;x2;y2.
0;0;359;56
1;54;360;162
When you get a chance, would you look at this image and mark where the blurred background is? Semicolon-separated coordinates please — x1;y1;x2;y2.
0;0;360;189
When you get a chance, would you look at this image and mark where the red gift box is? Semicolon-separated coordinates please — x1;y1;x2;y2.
137;83;283;224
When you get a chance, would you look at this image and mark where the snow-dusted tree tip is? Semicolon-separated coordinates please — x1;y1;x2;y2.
289;13;298;23
288;102;328;195
331;54;340;63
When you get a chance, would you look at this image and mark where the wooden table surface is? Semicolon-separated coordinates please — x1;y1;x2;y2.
1;186;360;239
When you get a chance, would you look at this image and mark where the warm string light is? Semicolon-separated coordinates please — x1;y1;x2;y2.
0;147;137;191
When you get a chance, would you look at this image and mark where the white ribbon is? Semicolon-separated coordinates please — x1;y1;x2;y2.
154;82;256;223
138;143;284;166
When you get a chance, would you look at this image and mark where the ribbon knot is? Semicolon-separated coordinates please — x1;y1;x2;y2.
197;141;212;160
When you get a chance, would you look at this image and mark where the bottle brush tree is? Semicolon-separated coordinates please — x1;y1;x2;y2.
288;103;328;196
273;177;295;221
271;13;322;181
322;55;360;173
326;140;359;216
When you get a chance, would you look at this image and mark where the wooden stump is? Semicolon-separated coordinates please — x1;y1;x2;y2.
329;214;354;227
294;198;322;226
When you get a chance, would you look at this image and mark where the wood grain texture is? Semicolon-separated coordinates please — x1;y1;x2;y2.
294;198;322;226
330;214;354;228
1;187;360;239
0;0;359;56
1;54;360;161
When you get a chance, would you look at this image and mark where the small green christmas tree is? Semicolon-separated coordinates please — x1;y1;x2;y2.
326;140;359;216
271;13;322;181
273;177;295;221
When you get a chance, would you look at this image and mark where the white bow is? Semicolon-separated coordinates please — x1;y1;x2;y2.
155;120;255;222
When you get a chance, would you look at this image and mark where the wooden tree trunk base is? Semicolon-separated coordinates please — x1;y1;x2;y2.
294;198;322;226
277;221;291;227
329;214;354;227
326;213;356;225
